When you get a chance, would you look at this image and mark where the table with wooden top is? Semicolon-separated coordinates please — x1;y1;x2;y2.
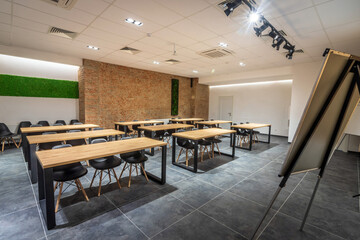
21;124;99;183
231;123;271;151
36;137;167;230
114;120;164;136
138;124;194;155
26;129;124;184
170;118;204;124
172;128;236;173
197;120;232;129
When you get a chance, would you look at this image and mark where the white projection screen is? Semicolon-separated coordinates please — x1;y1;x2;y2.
280;50;360;176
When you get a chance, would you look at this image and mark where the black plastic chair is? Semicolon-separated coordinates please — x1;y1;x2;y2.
206;137;222;158
38;121;50;126
15;121;32;147
0;123;18;151
89;138;122;196
233;123;249;147
73;122;83;125
89;127;105;142
55;120;66;125
66;130;86;146
52;144;89;212
176;132;196;166
120;148;149;188
38;132;62;151
70;119;80;125
198;139;212;162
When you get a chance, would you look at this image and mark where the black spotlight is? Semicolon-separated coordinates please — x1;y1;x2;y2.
222;0;243;16
272;37;284;50
254;22;269;37
283;43;295;59
268;28;277;39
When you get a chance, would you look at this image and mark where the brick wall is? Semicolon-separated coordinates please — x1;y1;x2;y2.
78;59;209;128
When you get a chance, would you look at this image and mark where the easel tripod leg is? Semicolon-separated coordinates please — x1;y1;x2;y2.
300;176;322;231
251;186;283;240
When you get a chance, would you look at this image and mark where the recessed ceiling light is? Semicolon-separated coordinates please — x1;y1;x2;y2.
125;18;143;26
193;70;198;73
219;42;228;47
153;61;160;65
87;45;99;50
249;12;260;22
211;69;215;73
239;62;246;67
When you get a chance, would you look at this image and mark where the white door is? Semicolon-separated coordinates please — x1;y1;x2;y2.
219;96;233;121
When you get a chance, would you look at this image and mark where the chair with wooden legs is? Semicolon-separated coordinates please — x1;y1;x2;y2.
207;137;222;158
55;120;66;125
0;123;19;151
69;119;80;125
38;120;50;126
163;129;175;148
89;138;122;196
14;121;32;148
52;144;89;212
38;132;62;151
176;137;195;166
233;123;249;147
198;139;212;162
119;151;149;188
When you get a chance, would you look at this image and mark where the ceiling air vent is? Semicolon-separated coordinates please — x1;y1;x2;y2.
41;0;78;10
48;27;77;39
165;59;180;64
198;48;234;59
120;47;141;55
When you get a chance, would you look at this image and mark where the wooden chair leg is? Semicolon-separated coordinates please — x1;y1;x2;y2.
76;179;89;201
55;182;64;213
75;180;81;191
186;149;188;166
112;169;121;189
135;165;139;176
140;163;149;182
206;146;211;159
200;146;204;162
212;143;215;158
119;162;127;178
11;137;19;148
18;138;22;148
128;164;132;188
216;143;221;156
108;169;111;182
176;148;183;163
1;139;5;152
54;182;58;192
90;169;97;188
98;170;103;196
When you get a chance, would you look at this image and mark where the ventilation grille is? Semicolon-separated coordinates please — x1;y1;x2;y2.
165;59;180;64
41;0;78;10
48;27;77;39
120;47;141;55
198;48;234;59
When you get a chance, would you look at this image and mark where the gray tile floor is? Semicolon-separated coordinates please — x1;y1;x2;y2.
0;135;359;240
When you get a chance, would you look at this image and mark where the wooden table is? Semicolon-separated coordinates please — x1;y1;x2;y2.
114;120;164;136
138;124;194;155
197;120;232;129
231;123;271;151
21;124;99;183
36;137;167;230
172;128;236;173
170;118;204;124
26;129;124;184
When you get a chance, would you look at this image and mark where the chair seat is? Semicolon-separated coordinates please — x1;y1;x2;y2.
120;151;148;164
53;163;88;182
208;138;222;143
198;139;211;146
89;156;122;170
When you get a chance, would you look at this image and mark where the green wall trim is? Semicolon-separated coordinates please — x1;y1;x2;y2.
0;74;79;99
171;79;179;116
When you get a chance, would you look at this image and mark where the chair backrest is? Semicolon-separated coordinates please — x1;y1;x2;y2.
73;122;83;125
66;129;86;146
55;120;66;125
93;127;104;130
30;124;42;127
52;144;72;149
17;121;32;134
133;120;139;121
0;123;12;136
91;138;107;144
39;132;62;150
53;123;63;126
121;137;132;140
70;119;80;125
38;121;50;126
68;130;81;133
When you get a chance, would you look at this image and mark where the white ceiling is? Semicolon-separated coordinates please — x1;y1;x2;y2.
0;0;360;78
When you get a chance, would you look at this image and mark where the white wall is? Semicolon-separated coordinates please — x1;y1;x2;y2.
0;54;80;132
209;81;292;136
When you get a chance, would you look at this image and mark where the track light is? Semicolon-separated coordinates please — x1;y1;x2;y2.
249;12;260;22
283;43;295;59
220;0;243;16
272;38;284;51
254;22;269;37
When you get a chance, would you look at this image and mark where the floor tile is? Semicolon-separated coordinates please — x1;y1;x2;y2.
0;185;36;216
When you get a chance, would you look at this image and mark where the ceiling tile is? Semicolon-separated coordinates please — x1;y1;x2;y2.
0;0;11;14
326;20;360;43
13;4;87;32
152;28;197;47
75;34;123;50
91;17;145;40
188;6;240;35
12;16;49;33
154;0;210;17
292;30;330;48
127;41;167;55
258;0;313;18
332;38;360;54
81;27;134;46
0;22;11;32
0;12;11;25
316;0;360;28
0;30;11;46
113;0;183;26
185;42;212;52
136;36;173;50
74;0;110;15
168;19;217;41
13;0;97;25
101;5;163;34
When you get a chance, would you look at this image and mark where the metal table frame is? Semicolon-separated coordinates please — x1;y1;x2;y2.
232;125;271;151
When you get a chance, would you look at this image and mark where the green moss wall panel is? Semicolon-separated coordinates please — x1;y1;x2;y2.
171;79;179;116
0;74;79;99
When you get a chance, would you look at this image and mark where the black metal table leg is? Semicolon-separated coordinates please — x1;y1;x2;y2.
144;131;155;156
144;145;167;184
38;166;55;230
268;126;271;143
249;129;253;151
21;133;28;162
29;144;38;184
